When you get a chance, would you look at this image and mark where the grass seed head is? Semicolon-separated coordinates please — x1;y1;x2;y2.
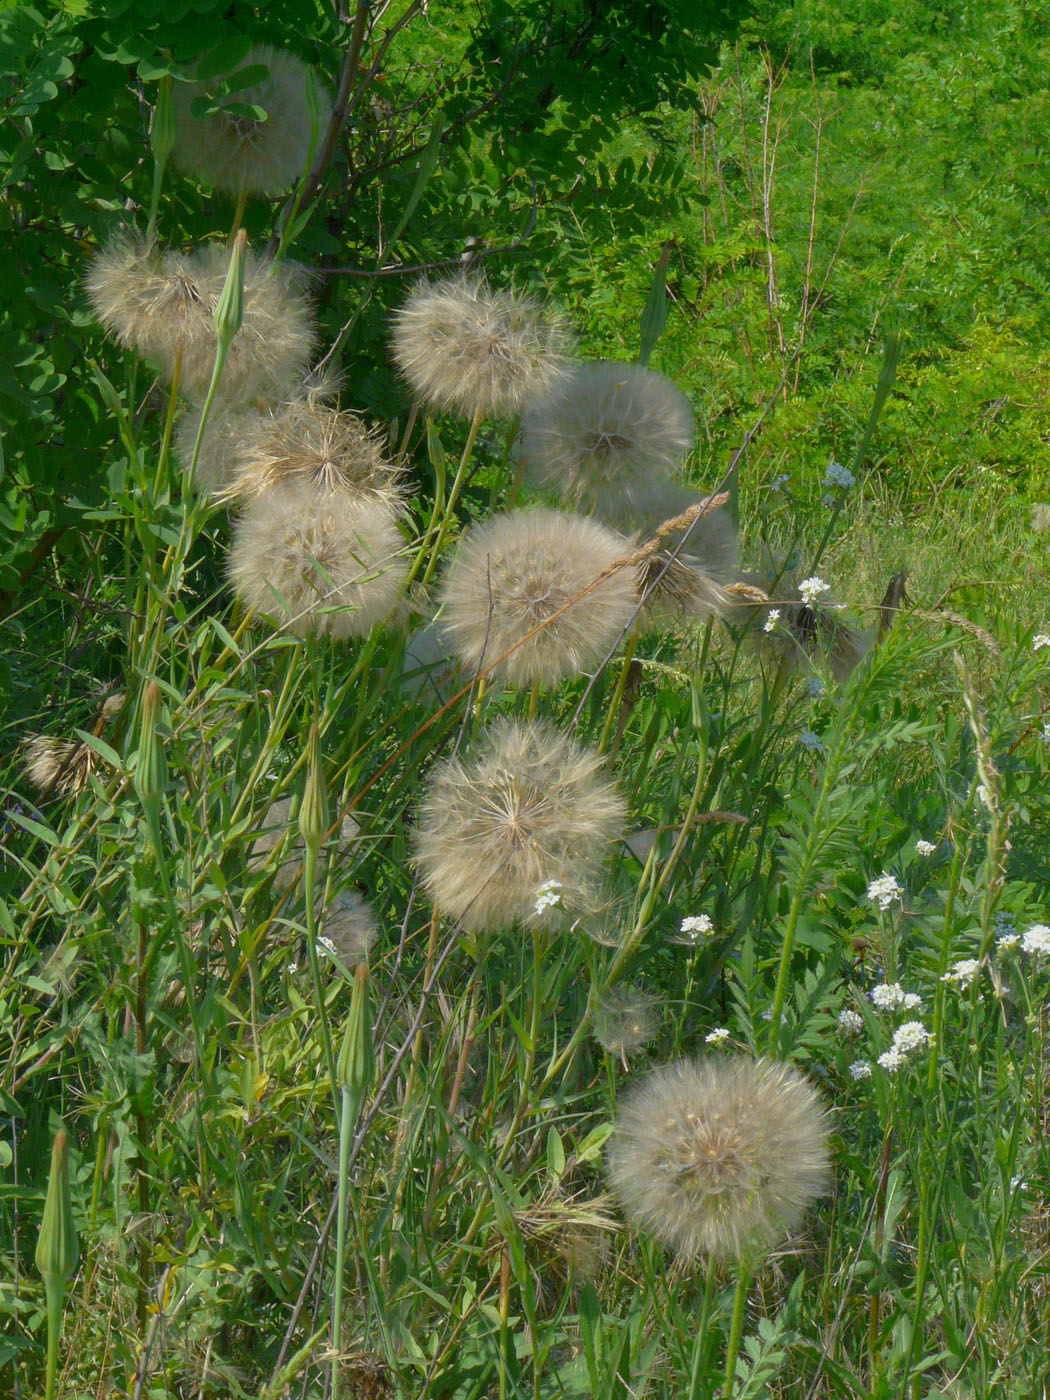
228;483;408;639
437;507;638;687
172;45;332;197
606;1056;831;1263
520;361;695;507
414;718;627;933
390;273;569;420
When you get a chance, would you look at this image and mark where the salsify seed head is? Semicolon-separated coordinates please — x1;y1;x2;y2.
593;987;659;1060
176;398;268;498
228;481;409;638
437;507;638;688
172;44;332;197
594;479;739;583
222;397;406;507
606;1055;831;1263
414;718;627;933
86;235;214;373
520;361;695;508
390;273;569;420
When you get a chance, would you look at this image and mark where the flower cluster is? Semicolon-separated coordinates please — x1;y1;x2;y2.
877;1019;931;1072
838;1008;864;1035
823;460;856;490
680;914;714;941
1033;633;1050;652
941;958;980;988
915;839;936;857
870;982;922;1011
867;873;903;910
1021;924;1050;957
798;576;830;606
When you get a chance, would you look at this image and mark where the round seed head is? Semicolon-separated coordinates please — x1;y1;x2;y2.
520;361;695;507
437;507;638;688
85;235;214;373
172;45;333;197
736;572;872;684
390;274;569;420
414;718;627;933
317;888;378;970
606;1056;831;1263
248;795;360;890
176;398;268;498
228;481;409;639
594;479;739;583
224;398;406;507
593;987;659;1060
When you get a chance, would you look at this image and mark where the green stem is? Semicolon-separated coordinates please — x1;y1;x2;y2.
43;1276;64;1400
721;1266;751;1399
420;404;485;586
597;625;640;755
688;1264;719;1399
331;1082;355;1400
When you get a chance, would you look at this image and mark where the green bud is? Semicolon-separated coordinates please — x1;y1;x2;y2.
298;722;329;856
35;1127;78;1286
151;75;175;162
336;962;374;1099
132;679;166;814
213;228;247;356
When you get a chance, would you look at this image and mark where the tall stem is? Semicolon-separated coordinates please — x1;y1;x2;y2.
420;405;484;586
721;1266;751;1398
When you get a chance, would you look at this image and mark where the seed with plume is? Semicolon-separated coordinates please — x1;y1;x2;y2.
593;987;659;1061
606;1056;831;1263
437;507;638;687
248;795;360;890
520;361;695;508
228;482;409;639
222;398;406;507
172;45;333;197
414;719;627;932
390;274;569;420
86;238;315;401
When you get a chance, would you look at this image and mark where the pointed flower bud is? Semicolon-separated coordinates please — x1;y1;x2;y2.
35;1128;78;1286
132;680;166;817
151;76;175;162
298;722;328;857
213;228;247;358
336;962;374;1101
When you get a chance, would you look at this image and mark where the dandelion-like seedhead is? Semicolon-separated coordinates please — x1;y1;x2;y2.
391;274;568;420
316;889;377;968
248;795;360;890
172;45;332;197
593;987;659;1060
414;718;627;933
593;480;739;584
520;361;695;508
176;399;266;498
437;507;637;687
228;482;408;638
23;737;94;798
224;398;406;507
606;1056;831;1262
86;236;213;374
735;570;872;685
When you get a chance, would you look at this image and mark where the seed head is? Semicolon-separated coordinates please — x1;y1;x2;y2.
22;737;93;798
736;572;872;684
222;398;406;507
228;483;409;639
593;987;659;1062
594;479;739;583
437;507;638;687
317;889;378;970
390;274;569;420
172;45;332;197
414;719;627;932
176;399;267;497
606;1056;831;1263
520;361;695;508
85;235;214;372
248;795;360;890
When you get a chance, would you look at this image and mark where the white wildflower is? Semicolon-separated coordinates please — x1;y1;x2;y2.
317;935;338;959
848;1060;872;1080
1033;633;1050;652
1010;1175;1026;1192
892;1020;931;1054
798;576;830;606
705;1027;730;1045
997;930;1020;951
1021;923;1050;957
915;839;936;857
867;873;903;910
941;958;980;988
824;460;856;490
799;728;823;752
870;982;905;1010
877;1047;904;1072
838;1008;863;1035
680;914;714;941
900;992;923;1012
763;609;781;633
534;880;564;916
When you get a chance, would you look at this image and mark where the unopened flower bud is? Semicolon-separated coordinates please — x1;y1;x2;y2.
35;1127;78;1287
132;680;167;816
336;962;374;1102
298;722;328;856
214;228;247;357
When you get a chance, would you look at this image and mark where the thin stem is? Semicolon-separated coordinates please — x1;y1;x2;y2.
597;625;640;754
420;404;485;585
721;1266;751;1398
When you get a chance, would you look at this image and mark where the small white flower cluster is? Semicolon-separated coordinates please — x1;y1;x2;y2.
824;460;856;490
877;1019;931;1072
680;913;714;941
838;1007;864;1034
867;873;903;910
976;783;994;810
763;608;781;633
849;1060;873;1080
1033;633;1050;652
705;1027;730;1045
533;880;563;915
318;934;338;958
806;676;827;699
870;982;922;1012
941;958;980;988
799;728;823;752
915;839;936;857
1022;923;1050;957
798;576;830;606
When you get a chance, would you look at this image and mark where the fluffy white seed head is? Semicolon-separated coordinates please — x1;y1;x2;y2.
86;236;214;373
520;361;695;508
176;399;267;498
593;987;659;1060
228;482;409;638
594;479;739;583
606;1056;831;1263
390;274;569;420
172;45;332;197
317;889;377;969
437;507;638;687
414;719;627;933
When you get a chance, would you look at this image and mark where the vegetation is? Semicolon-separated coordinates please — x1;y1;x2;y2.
3;1;1049;1398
